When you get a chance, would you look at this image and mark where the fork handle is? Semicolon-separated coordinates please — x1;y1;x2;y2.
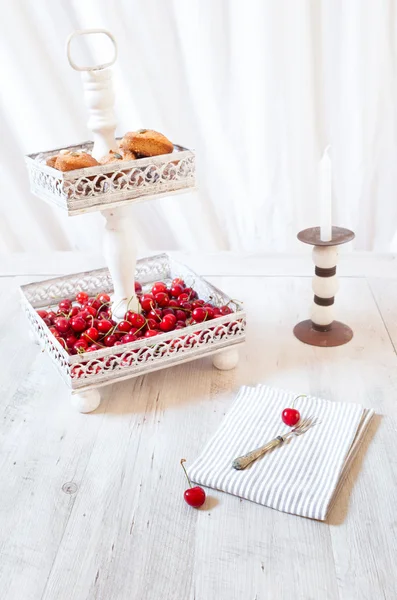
232;436;285;470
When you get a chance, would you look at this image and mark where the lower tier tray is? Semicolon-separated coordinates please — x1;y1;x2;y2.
26;141;196;216
20;254;246;398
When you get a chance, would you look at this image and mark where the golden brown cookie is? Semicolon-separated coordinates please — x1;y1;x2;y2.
46;155;58;168
55;151;99;172
99;149;137;165
120;129;173;157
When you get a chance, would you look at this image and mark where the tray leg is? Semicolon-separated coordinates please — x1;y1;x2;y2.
102;206;139;320
71;389;101;413
212;348;239;371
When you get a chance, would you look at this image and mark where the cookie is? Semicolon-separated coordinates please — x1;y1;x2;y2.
120;129;173;157
55;150;99;172
46;155;58;168
99;149;137;165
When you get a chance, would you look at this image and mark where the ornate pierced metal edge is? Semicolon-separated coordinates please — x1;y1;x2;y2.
25;141;196;216
20;253;246;392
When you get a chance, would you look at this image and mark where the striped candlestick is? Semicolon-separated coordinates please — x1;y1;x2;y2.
294;226;355;347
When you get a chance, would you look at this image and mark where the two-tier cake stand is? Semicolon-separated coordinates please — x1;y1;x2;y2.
21;29;246;412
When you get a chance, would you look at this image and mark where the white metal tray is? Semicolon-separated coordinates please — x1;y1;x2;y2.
20;254;246;394
26;141;196;216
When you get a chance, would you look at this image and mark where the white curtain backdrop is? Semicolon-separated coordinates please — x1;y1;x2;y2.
1;0;397;255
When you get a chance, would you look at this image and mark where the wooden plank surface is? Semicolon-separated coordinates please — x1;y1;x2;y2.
0;259;396;599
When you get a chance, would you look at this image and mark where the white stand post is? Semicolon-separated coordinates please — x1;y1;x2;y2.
102;206;139;318
81;69;118;160
68;30;139;319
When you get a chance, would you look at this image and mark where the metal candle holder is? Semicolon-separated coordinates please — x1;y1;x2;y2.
293;226;355;347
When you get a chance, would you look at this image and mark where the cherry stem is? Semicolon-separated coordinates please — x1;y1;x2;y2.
97;300;110;313
291;394;307;409
226;298;242;308
180;459;192;488
135;318;148;334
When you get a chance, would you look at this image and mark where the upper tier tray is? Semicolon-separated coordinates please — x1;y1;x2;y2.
26;140;196;216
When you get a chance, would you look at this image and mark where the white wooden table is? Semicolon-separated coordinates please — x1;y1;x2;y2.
1;252;396;600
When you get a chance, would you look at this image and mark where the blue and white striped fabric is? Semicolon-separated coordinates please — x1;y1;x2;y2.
189;385;374;520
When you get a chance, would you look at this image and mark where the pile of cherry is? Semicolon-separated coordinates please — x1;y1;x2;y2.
36;278;235;357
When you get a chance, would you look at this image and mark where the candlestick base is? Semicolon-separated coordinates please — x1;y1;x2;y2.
294;225;355;347
293;319;353;347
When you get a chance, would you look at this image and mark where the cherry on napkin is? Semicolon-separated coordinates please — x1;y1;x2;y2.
188;385;374;520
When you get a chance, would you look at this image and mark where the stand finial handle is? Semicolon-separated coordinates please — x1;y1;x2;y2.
66;29;117;72
66;29;118;160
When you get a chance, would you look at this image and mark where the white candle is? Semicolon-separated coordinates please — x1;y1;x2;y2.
320;146;332;241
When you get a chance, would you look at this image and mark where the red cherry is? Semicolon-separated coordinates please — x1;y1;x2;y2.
76;291;89;304
97;293;110;304
152;282;167;295
104;334;118;347
97;319;113;334
178;293;189;303
125;327;137;335
184;287;198;300
144;330;159;338
192;299;205;308
49;326;60;338
178;300;192;310
125;311;146;328
154;292;170;307
46;311;57;324
37;309;48;319
146;318;159;330
81;306;97;319
68;306;79;318
172;277;185;287
121;333;138;344
86;344;101;352
219;305;233;315
192;307;207;323
159;318;176;332
162;308;175;317
82;327;99;343
140;294;155;312
184;487;206;508
65;334;78;348
74;339;88;353
168;299;179;308
58;299;72;313
135;281;142;294
70;316;87;333
116;320;132;333
281;408;300;427
204;307;215;319
87;298;101;310
54;317;70;334
180;459;205;508
213;307;222;317
175;309;187;321
163;313;177;324
148;309;162;322
170;284;184;298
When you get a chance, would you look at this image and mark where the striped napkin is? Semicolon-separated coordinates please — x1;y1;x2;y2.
189;385;374;520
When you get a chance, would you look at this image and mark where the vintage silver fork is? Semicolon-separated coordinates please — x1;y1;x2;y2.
232;416;319;470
